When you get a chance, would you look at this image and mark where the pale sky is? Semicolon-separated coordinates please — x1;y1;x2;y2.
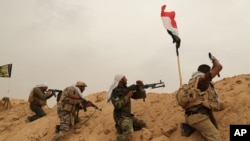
1;0;250;107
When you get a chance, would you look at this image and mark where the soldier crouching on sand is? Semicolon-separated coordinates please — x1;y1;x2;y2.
26;83;54;122
183;54;223;141
107;74;147;141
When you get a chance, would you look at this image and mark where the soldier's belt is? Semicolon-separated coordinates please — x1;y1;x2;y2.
185;104;209;117
185;110;199;117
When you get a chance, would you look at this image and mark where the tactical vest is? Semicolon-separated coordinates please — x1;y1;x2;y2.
176;76;220;110
57;87;77;112
28;89;47;106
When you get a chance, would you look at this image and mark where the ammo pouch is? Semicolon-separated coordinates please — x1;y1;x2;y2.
63;103;74;112
62;98;76;112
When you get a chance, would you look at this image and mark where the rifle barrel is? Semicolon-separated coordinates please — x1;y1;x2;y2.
143;80;165;89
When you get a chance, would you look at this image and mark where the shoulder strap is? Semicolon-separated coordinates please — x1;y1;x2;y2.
189;76;201;89
194;76;201;87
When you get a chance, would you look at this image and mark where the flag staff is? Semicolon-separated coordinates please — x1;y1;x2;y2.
176;47;182;86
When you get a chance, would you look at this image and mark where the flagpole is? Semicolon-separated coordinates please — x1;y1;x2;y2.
176;47;182;87
8;78;11;95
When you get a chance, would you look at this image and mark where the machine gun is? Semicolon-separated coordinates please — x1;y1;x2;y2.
128;80;165;101
128;80;165;91
143;80;165;89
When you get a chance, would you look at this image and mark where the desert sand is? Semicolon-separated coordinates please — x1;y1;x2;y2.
0;74;250;141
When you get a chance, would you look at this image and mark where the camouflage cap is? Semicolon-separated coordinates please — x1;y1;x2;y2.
76;81;87;87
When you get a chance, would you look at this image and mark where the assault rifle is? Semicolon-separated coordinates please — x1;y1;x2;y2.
75;97;102;123
47;89;63;102
48;89;62;94
80;98;102;112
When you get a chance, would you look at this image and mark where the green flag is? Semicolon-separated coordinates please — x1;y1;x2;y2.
0;64;12;77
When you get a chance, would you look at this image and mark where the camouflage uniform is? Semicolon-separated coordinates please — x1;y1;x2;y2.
111;86;146;141
28;87;53;122
54;86;81;140
185;73;223;141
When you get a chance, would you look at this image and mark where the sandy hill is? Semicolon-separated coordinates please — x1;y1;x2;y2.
0;74;250;141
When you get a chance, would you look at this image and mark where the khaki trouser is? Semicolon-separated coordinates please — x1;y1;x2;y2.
186;113;223;141
116;116;146;141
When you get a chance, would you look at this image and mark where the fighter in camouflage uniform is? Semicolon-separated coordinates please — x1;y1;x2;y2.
184;54;223;141
107;74;147;141
52;81;87;141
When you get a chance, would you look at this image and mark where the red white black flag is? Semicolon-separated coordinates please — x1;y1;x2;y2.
161;5;181;48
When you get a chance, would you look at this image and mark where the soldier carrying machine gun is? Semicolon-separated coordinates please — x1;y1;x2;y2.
128;80;165;91
128;80;165;101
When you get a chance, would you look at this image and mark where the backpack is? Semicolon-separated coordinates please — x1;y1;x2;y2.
176;76;221;110
176;76;202;109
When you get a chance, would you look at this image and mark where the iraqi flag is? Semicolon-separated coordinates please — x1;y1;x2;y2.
161;5;181;48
